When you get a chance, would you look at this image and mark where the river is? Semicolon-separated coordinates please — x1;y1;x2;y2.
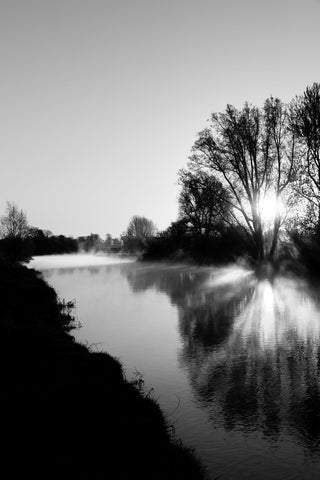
29;254;320;479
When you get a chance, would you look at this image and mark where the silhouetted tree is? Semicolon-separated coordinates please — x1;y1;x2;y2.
27;228;78;255
0;201;29;239
292;83;320;235
127;215;156;240
0;202;32;262
189;98;297;260
178;170;231;236
122;215;156;253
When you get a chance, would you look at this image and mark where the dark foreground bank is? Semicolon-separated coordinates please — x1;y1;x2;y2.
1;264;206;480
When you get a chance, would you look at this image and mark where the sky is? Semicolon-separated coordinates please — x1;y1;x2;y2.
1;0;320;238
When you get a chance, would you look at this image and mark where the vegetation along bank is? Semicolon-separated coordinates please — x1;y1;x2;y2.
1;262;205;480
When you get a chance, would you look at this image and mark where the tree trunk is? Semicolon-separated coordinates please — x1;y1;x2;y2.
253;227;265;262
252;206;265;262
316;203;320;241
268;216;281;260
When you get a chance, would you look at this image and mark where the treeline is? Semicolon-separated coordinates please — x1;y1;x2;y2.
143;221;250;265
0;203;79;263
30;229;78;255
0;233;78;263
77;233;122;253
0;202;126;263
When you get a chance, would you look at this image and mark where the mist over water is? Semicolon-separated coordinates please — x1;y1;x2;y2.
28;253;133;270
32;255;320;479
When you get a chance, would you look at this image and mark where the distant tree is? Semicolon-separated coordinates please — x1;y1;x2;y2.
105;234;113;250
189;98;297;260
0;201;32;262
178;169;231;236
163;219;189;240
28;228;78;255
110;237;122;252
123;215;156;253
126;216;156;242
0;201;29;239
291;83;320;234
28;227;50;239
77;234;103;252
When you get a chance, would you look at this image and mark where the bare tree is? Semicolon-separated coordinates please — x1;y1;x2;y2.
264;97;297;257
291;83;320;234
189;99;296;260
126;215;156;242
122;215;157;253
0;201;29;239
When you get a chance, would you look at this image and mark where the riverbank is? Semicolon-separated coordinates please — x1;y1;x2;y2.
1;263;205;479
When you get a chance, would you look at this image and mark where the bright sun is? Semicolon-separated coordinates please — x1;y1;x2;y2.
259;193;282;225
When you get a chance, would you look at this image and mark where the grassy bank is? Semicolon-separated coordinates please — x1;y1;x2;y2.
1;263;206;479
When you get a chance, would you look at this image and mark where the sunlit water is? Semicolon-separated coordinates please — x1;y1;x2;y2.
29;255;320;479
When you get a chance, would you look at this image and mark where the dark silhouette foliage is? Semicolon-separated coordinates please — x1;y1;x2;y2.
1;264;206;480
178;169;231;236
143;220;251;264
30;228;78;255
289;229;320;275
0;235;34;263
122;215;156;253
0;201;33;263
0;203;78;262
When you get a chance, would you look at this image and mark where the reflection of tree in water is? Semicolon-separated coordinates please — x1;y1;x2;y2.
43;263;131;278
183;277;320;453
125;265;320;454
125;264;210;302
125;264;255;348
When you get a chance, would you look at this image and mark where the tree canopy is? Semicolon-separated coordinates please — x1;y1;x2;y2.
0;201;29;239
122;215;156;253
291;83;320;234
126;216;156;241
178;169;231;236
188;97;297;260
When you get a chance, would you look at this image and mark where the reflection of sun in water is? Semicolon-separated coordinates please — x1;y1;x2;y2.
259;193;282;225
230;278;320;351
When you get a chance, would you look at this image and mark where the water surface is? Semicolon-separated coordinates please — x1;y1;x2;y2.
30;255;320;479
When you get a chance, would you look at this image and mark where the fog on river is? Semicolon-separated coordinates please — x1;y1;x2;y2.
29;254;320;479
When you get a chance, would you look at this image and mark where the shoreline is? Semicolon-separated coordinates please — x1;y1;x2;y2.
2;263;206;479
